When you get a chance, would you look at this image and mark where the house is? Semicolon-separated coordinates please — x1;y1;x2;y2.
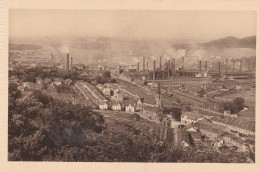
111;102;122;111
44;78;52;84
103;87;111;96
96;84;104;90
188;130;202;146
65;79;72;86
193;119;227;141
116;92;124;102
35;84;43;91
125;103;136;112
181;111;204;125
53;78;63;86
141;106;161;121
36;77;43;84
23;82;35;91
99;101;108;110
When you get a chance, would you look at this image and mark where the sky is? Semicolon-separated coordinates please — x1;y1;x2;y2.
9;10;256;42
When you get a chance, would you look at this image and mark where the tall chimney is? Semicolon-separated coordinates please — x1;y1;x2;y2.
67;53;70;75
137;62;139;73
248;58;250;71
232;59;235;72
147;62;149;70
240;59;242;71
160;56;162;69
173;58;175;72
153;60;156;81
71;57;73;70
225;59;228;73
218;61;221;78
143;57;145;74
205;61;207;71
199;60;201;73
168;60;170;78
182;56;184;70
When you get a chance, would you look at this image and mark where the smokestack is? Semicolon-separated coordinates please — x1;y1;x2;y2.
137;62;139;73
232;59;235;72
218;61;221;78
205;61;207;71
173;58;175;72
226;59;228;73
147;62;149;70
182;56;184;70
153;60;156;81
248;59;250;71
199;60;201;73
160;56;162;69
71;57;73;70
143;57;145;74
240;59;242;71
168;60;170;78
67;53;70;75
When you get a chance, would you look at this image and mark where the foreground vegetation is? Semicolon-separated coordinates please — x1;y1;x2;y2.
8;83;254;162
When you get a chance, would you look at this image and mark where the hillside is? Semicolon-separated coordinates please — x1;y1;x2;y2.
9;43;42;50
202;36;256;49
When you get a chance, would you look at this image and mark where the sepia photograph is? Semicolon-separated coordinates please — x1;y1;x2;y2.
7;9;256;163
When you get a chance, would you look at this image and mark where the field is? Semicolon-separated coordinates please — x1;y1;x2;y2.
220;82;255;122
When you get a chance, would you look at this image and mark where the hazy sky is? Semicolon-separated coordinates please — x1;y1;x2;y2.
9;10;256;42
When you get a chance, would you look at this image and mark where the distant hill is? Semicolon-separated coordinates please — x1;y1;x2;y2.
9;43;42;50
202;36;256;49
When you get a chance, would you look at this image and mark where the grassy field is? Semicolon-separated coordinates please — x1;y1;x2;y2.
220;85;255;122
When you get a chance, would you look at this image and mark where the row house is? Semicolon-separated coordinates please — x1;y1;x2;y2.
98;101;108;110
210;116;255;136
111;102;122;111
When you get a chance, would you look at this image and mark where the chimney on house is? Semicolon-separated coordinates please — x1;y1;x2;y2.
67;53;70;75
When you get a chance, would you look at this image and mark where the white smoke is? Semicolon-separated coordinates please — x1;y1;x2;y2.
150;56;157;60
60;44;70;53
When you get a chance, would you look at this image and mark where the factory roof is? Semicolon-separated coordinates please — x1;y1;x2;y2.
211;116;255;132
181;111;203;121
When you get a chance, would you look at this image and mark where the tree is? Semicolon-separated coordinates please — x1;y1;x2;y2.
233;97;245;111
102;71;111;79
